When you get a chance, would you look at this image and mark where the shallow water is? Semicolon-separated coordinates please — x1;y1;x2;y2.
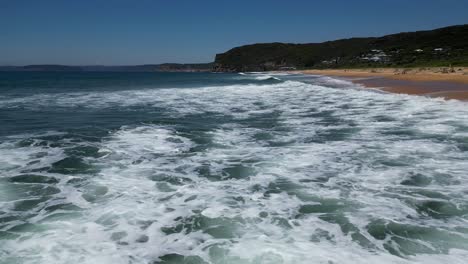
1;72;468;264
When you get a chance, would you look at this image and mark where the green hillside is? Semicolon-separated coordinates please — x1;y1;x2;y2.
214;25;468;72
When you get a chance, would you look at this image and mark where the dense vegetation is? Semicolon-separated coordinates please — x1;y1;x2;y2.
214;25;468;72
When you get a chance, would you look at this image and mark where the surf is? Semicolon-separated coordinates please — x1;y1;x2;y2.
1;72;468;264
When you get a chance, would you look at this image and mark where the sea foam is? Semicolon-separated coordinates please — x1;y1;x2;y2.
1;73;468;263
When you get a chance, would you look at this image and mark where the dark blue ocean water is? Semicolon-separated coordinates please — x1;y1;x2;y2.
0;72;280;136
1;72;468;264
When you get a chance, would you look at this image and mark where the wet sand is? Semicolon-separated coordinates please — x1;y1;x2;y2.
300;68;468;100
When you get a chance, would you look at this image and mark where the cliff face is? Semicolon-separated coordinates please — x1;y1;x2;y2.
213;25;468;72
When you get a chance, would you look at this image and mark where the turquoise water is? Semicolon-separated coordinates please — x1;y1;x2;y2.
1;72;468;264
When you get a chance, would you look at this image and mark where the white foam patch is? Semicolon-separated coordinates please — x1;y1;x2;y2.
253;75;281;81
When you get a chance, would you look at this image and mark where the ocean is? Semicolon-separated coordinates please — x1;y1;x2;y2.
1;71;468;264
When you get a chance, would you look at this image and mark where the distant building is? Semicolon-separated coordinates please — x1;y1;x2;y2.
361;50;390;62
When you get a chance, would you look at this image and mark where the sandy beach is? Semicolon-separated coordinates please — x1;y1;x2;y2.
301;68;468;100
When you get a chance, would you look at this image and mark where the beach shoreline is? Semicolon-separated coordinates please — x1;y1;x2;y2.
299;68;468;100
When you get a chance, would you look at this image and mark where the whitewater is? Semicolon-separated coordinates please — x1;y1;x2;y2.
1;72;468;264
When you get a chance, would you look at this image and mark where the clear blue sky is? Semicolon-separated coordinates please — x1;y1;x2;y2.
1;0;468;65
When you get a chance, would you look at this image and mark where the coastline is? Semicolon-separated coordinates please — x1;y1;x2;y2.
299;68;468;100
